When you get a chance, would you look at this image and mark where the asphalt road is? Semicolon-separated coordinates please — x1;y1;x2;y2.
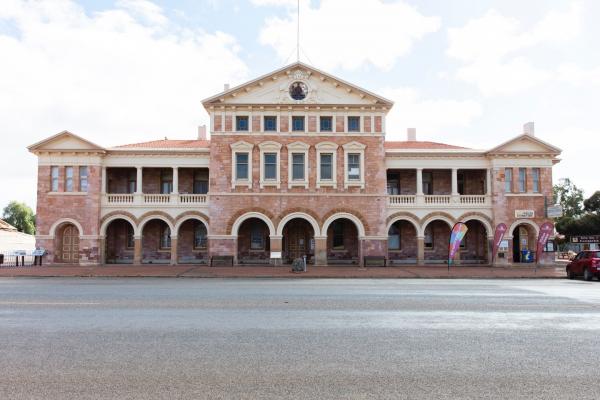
1;278;600;400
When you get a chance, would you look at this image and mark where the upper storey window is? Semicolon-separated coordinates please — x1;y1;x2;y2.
518;168;527;193
236;153;249;180
348;116;360;132
320;116;333;132
505;168;512;193
532;168;540;193
236;116;249;131
79;167;88;192
264;116;277;132
292;116;305;132
65;166;74;192
289;81;308;100
51;166;59;191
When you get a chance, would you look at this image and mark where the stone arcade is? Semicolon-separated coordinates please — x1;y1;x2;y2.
29;62;561;266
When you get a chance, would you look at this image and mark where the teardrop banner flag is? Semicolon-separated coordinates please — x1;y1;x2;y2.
536;222;554;264
492;223;508;265
448;222;468;270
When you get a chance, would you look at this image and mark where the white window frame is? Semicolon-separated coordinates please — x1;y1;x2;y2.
235;115;249;132
316;142;338;188
342;141;366;189
347;116;361;133
230;141;254;188
258;141;282;189
286;141;309;189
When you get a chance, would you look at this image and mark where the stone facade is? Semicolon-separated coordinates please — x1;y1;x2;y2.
28;62;561;267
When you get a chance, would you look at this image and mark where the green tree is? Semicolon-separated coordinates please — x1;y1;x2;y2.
553;178;584;218
584;191;600;214
2;201;36;234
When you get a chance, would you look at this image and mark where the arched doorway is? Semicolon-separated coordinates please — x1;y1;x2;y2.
177;219;208;264
237;218;270;264
282;218;315;263
462;220;489;264
326;218;359;265
387;220;418;265
422;219;452;264
512;223;537;263
55;223;80;263
141;219;172;264
105;218;136;264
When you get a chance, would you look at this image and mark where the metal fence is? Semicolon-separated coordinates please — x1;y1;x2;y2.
0;251;42;267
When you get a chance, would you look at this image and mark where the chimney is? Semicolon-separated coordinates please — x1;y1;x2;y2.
223;83;230;91
523;121;535;136
198;125;207;140
407;128;417;142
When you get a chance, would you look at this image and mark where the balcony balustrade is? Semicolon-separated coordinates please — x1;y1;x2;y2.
102;193;209;207
388;194;490;208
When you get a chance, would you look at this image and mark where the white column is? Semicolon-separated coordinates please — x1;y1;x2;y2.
486;168;492;195
416;168;424;195
101;167;107;194
451;168;459;196
172;167;179;194
136;167;143;194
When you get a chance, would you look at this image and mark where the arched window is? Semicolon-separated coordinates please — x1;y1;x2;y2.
194;223;207;249
388;224;400;250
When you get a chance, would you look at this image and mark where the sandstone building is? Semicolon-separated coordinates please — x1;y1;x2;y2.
28;62;561;266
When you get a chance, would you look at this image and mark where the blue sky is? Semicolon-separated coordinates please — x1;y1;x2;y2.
1;0;599;210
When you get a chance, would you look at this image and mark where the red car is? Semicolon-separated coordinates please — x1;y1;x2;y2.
566;250;600;281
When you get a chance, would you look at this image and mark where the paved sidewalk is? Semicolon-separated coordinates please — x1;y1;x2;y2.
0;264;567;279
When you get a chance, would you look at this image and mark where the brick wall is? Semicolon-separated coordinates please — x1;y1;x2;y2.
177;220;208;263
424;221;451;261
36;164;102;264
141;219;171;262
105;219;134;263
388;220;418;260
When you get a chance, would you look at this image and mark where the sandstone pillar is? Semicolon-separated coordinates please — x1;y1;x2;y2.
417;236;425;265
133;236;142;265
270;235;282;265
314;236;327;266
170;237;178;265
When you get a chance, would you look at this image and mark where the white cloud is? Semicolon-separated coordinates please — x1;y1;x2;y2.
447;3;583;95
256;0;440;71
116;0;168;26
0;0;248;210
381;87;483;140
557;63;600;85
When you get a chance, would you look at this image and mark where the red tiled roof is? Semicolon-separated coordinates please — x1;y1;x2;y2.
384;141;468;150
114;139;210;149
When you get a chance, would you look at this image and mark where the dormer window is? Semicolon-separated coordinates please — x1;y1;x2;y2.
348;116;360;132
236;116;249;131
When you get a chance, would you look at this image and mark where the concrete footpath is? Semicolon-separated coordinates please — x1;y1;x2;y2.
0;264;567;279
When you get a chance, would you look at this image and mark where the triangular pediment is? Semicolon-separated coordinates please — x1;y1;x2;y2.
202;62;393;108
487;134;561;155
28;131;105;154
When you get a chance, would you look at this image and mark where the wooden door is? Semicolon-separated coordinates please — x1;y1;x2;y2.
287;226;306;261
61;225;79;263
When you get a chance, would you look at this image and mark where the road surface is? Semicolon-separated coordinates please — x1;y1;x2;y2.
1;278;599;399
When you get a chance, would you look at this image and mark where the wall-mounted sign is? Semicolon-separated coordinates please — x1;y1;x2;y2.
499;240;509;252
515;210;535;218
571;235;600;244
547;205;564;218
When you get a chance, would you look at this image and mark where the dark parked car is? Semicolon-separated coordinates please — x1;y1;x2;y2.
566;251;600;281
